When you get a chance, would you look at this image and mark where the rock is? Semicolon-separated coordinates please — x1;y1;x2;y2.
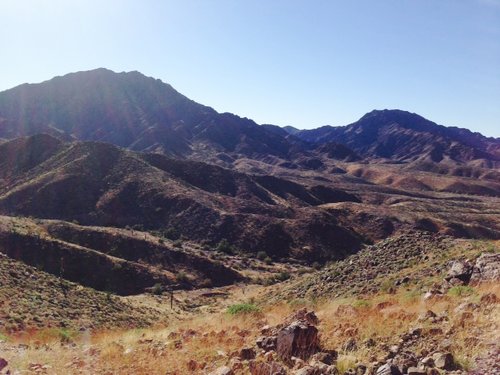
480;292;498;305
186;359;198;371
289;308;320;326
0;358;7;371
239;347;256;360
256;335;277;352
310;351;337;365
209;366;233;375
344;338;358;352
470;253;500;283
420;356;434;367
276;321;320;364
249;360;287;375
445;260;472;283
364;338;376;347
229;358;243;371
418;310;437;322
432;352;454;370
406;367;426;375
264;350;276;362
376;363;402;375
355;363;367;375
294;366;321;375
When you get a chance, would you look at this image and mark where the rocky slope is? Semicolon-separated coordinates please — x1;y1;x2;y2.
291;109;500;165
0;135;364;261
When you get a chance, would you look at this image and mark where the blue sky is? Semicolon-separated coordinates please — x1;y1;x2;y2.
1;0;499;136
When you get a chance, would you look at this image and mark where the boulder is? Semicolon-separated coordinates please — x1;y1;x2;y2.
249;360;287;375
256;335;277;352
239;347;256;360
310;351;337;365
445;260;472;283
480;292;498;305
376;363;402;375
0;358;7;372
432;352;454;370
406;367;426;375
277;320;320;364
470;253;500;283
209;366;233;375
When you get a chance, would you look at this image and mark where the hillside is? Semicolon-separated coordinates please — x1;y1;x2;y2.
0;135;364;261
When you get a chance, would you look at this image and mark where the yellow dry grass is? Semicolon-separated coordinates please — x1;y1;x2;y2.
1;281;498;374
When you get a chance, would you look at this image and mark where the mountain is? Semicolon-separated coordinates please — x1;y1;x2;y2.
1;70;499;170
291;109;500;165
0;134;363;261
0;68;297;165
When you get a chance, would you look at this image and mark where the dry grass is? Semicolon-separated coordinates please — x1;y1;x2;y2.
1;281;498;374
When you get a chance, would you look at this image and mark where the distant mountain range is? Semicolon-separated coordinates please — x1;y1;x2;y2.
0;69;498;293
0;68;498;168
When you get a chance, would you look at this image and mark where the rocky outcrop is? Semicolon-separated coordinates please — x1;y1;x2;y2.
276;320;319;364
470;253;500;283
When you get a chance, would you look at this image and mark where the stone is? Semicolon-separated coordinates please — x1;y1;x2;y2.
345;338;358;352
355;363;367;375
406;367;426;375
276;320;320;364
229;358;243;371
480;292;498;305
186;359;198;371
256;335;277;352
470;253;500;283
446;260;472;283
432;352;454;370
420;357;434;367
0;358;7;371
239;347;256;360
209;366;233;375
376;363;402;375
310;351;337;365
249;360;287;375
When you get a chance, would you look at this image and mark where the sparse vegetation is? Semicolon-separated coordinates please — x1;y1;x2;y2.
227;303;261;315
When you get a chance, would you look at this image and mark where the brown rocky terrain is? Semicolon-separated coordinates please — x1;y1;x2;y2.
0;69;499;374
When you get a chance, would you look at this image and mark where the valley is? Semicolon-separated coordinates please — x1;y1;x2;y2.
0;69;498;374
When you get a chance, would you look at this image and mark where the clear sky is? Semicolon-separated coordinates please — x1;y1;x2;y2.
1;0;499;137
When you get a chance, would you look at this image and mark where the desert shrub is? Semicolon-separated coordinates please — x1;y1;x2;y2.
380;278;395;293
164;227;180;240
312;262;322;270
448;285;475;297
59;328;75;343
256;251;268;261
216;239;235;254
276;272;291;282
176;271;189;283
152;283;163;295
264;256;273;265
227;303;260;315
352;299;371;309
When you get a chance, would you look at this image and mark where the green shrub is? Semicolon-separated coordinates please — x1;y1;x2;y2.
352;299;371;309
227;303;260;315
152;283;163;295
256;251;268;261
276;272;291;282
216;239;235;254
448;285;475;297
164;227;180;240
176;271;189;283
